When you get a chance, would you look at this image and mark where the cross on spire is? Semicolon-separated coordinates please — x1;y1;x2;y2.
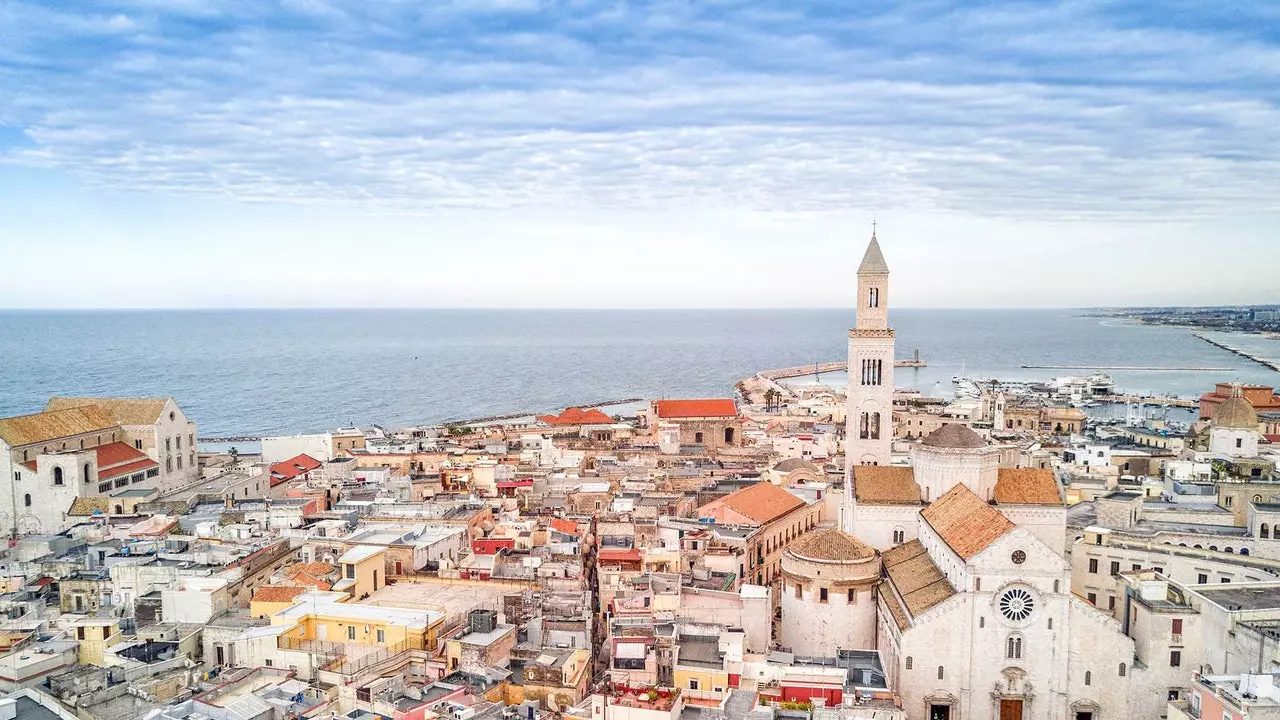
871;218;877;238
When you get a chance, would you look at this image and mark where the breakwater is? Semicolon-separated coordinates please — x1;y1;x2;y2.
1195;334;1280;371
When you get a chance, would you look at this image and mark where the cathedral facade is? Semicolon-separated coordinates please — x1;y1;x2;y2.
818;233;1138;720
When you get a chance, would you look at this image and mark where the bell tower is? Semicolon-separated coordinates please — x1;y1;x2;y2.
844;228;896;521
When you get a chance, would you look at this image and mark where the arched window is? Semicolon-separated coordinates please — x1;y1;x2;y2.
1255;495;1264;502
1084;671;1091;686
53;467;63;486
859;413;870;440
23;494;31;507
114;505;123;515
1006;636;1022;659
905;657;913;670
83;463;91;483
1119;663;1126;677
870;412;881;440
1209;545;1218;551
892;527;905;544
1225;547;1234;554
1242;548;1251;556
937;666;944;680
1263;524;1270;539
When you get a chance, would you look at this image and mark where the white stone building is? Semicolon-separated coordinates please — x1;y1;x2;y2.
45;396;199;493
1209;384;1261;460
779;528;880;657
843;232;895;471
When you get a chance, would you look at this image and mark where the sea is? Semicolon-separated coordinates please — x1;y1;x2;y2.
0;309;1277;446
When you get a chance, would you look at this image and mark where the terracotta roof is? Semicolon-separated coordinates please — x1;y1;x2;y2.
706;482;805;525
598;548;642;563
68;497;111;516
774;458;823;474
287;562;337;578
921;484;1014;560
858;233;889;274
654;399;738;419
853;466;920;504
252;585;308;604
101;458;159;480
45;397;171;426
0;406;119;447
96;441;148;468
882;540;955;618
537;407;615;426
786;528;876;562
290;572;333;591
270;454;322;482
995;468;1063;505
921;423;986;449
550;518;581;536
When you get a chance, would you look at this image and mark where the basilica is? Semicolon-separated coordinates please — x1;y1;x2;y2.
785;234;1138;720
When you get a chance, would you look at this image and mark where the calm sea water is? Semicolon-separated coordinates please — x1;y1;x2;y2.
0;309;1277;438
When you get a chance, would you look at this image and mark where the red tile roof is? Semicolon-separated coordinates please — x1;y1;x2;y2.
598;548;642;563
551;518;581;536
270;454;322;484
96;441;148;467
537;407;615;426
100;458;159;480
921;484;1015;560
701;482;805;525
252;585;308;604
654;399;738;419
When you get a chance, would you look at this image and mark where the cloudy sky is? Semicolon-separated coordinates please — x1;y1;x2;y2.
1;0;1277;309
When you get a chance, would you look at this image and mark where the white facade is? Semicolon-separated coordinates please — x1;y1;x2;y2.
1210;425;1259;459
261;433;333;464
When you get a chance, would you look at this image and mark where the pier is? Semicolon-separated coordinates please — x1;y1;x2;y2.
1098;394;1198;409
1021;365;1231;371
1194;334;1280;372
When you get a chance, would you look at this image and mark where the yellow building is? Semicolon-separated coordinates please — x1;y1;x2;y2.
271;592;445;650
74;618;121;665
334;545;386;599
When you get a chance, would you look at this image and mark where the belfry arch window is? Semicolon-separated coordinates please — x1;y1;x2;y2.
868;287;879;308
859;413;869;440
83;463;91;483
870;412;881;440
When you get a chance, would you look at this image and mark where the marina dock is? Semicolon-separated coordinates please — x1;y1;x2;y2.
1194;334;1280;371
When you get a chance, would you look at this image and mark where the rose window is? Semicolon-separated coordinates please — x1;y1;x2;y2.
999;587;1035;622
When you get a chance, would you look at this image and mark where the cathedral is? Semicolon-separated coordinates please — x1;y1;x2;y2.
795;233;1138;720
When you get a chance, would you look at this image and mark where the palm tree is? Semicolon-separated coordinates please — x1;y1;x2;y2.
229;446;239;464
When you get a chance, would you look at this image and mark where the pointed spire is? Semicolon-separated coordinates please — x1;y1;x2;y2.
858;225;889;274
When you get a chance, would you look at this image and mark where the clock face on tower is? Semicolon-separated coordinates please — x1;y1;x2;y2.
998;587;1035;623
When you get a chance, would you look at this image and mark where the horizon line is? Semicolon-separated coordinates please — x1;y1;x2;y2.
0;305;1269;312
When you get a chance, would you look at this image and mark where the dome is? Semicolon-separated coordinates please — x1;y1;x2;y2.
922;423;986;449
786;528;876;562
773;458;822;474
1216;385;1259;429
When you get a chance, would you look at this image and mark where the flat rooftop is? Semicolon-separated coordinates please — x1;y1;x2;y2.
1198;585;1280;612
338;545;385;563
275;594;442;630
363;578;518;615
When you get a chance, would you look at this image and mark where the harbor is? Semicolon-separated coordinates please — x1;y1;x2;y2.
1195;333;1280;371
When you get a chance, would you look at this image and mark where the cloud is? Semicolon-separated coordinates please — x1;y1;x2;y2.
0;0;1277;219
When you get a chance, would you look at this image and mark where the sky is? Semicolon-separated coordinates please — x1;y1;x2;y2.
0;0;1278;309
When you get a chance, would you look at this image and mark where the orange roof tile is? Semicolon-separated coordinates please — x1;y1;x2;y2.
287;562;336;578
703;482;804;525
0;405;119;447
654;399;738;419
45;397;171;426
921;485;1014;560
995;468;1063;505
551;518;581;536
100;458;158;480
96;441;148;468
882;540;956;619
853;466;921;504
252;585;307;604
537;408;615;426
270;454;322;482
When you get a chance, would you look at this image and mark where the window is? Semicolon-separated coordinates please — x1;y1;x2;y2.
23;494;30;507
1132;564;1142;572
83;463;91;483
135;439;142;449
1237;438;1243;448
1119;663;1126;677
819;588;829;603
1170;650;1181;667
189;433;194;447
979;617;985;628
1197;573;1208;584
905;657;913;670
1087;592;1097;605
1054;580;1060;593
345;564;356;579
794;584;802;599
54;467;63;486
377;629;385;643
689;678;700;690
724;428;735;444
166;457;172;472
1048;618;1053;630
695;432;704;444
1225;496;1234;507
847;589;856;603
1110;561;1120;575
176;435;181;450
166;439;171;452
975;578;981;591
937;666;944;680
146;468;159;478
77;627;85;640
1006;636;1022;659
892;528;905;544
177;456;183;470
1084;671;1091;686
1172;619;1183;634
1088;558;1098;573
348;626;356;640
1154;566;1164;574
1108;596;1116;611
